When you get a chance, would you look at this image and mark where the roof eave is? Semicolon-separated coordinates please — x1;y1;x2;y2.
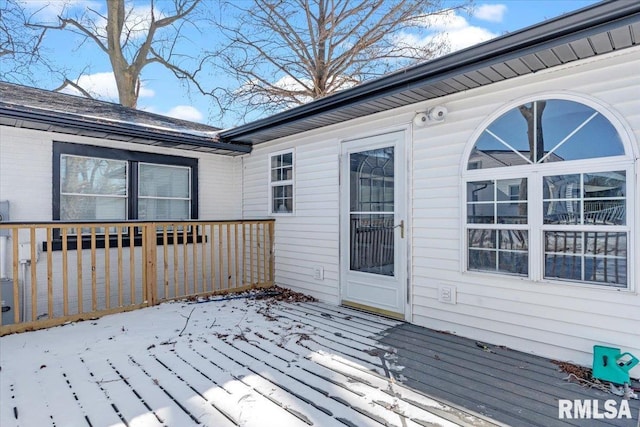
0;105;252;154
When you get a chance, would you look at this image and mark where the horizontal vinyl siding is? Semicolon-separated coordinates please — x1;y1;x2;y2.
0;126;242;222
411;47;640;377
242;139;340;302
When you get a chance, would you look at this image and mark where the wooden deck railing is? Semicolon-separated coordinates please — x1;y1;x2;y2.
0;220;274;335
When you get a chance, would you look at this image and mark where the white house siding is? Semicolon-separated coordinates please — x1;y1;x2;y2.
0;126;243;320
242;46;640;377
242;139;342;302
0;126;242;220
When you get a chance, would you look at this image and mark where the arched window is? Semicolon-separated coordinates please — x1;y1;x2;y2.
464;98;633;289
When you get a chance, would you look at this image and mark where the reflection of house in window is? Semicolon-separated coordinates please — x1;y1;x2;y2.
351;148;394;212
508;184;520;201
468;161;481;170
467;149;564;169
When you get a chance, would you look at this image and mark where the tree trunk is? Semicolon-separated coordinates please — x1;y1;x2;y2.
105;0;138;108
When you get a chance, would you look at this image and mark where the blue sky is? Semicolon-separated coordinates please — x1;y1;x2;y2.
18;0;599;128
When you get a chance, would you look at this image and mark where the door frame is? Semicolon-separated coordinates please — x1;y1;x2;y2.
339;126;411;321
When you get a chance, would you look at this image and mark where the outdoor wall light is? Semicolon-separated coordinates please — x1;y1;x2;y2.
413;105;448;127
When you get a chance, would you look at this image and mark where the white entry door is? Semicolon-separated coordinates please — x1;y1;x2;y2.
340;131;407;319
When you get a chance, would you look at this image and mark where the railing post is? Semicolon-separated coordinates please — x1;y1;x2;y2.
144;224;158;306
269;220;275;286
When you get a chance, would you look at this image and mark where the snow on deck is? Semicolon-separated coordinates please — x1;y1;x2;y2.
0;297;497;427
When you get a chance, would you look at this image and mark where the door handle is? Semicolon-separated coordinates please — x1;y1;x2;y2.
394;220;405;239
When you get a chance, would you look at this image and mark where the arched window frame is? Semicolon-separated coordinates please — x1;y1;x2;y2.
461;93;636;290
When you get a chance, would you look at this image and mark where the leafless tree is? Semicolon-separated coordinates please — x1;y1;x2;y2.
26;0;210;108
212;0;471;121
0;0;50;83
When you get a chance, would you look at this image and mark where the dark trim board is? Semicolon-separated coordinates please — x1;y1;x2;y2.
42;232;206;252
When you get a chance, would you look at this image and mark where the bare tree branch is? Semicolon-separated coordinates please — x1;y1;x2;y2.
20;0;207;109
211;0;471;121
53;79;95;99
0;0;51;83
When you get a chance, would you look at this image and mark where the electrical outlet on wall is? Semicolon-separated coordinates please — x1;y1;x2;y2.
312;266;324;280
438;285;457;304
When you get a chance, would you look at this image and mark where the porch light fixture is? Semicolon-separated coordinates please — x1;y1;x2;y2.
413;106;448;127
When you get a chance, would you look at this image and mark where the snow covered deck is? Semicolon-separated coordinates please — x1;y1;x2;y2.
1;296;638;426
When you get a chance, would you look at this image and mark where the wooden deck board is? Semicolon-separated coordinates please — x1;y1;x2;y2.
2;299;637;426
374;319;640;427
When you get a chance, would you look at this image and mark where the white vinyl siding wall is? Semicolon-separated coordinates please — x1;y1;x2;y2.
242;46;640;377
243;140;340;302
0;126;243;221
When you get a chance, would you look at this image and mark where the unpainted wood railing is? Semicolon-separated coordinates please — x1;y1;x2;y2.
0;220;274;335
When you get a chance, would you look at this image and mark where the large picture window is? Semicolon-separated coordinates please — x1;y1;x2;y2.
53;142;198;241
464;98;633;289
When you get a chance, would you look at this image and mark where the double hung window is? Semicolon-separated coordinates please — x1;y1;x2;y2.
269;151;294;214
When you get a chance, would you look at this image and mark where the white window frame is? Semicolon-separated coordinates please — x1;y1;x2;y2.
268;149;295;215
461;93;636;291
466;177;530;277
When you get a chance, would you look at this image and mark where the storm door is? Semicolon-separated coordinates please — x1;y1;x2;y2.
340;131;406;318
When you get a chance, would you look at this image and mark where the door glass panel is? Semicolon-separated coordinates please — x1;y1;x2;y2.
350;147;394;212
350;214;394;276
349;146;395;276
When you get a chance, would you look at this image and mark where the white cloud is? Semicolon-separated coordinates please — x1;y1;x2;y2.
474;4;507;23
443;24;497;52
20;0;101;23
21;1;162;43
422;9;471;31
61;72;155;102
142;105;205;123
402;9;498;55
163;105;203;122
92;5;166;42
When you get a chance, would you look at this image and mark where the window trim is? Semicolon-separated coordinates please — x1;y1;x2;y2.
460;94;636;291
52;142;198;249
268;149;295;216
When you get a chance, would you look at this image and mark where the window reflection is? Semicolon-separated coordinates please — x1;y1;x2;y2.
543;171;625;225
468;100;624;170
467;179;527;224
350;148;394;212
465;98;630;289
544;231;626;286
